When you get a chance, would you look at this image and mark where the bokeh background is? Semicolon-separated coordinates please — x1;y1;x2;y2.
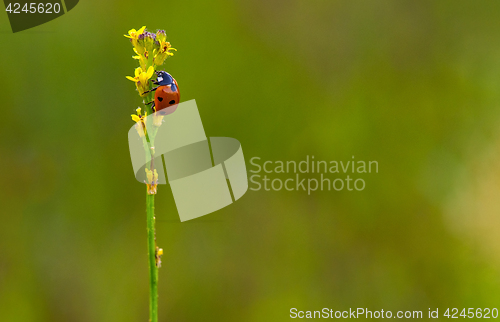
2;0;500;321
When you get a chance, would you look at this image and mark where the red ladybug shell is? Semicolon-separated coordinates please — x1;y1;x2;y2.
154;78;180;115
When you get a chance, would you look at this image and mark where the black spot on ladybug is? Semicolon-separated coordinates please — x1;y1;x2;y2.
169;100;176;104
157;97;163;102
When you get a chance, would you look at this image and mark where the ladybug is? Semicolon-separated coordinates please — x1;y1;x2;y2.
143;71;180;115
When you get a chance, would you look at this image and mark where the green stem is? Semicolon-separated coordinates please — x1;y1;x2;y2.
144;76;158;322
146;193;158;322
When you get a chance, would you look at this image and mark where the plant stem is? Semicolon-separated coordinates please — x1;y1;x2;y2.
146;193;158;322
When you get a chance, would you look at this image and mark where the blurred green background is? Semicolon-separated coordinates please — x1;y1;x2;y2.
2;0;500;321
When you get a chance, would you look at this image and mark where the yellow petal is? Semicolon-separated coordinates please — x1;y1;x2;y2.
124;34;132;38
138;72;146;84
131;115;141;122
132;55;141;60
146;66;154;79
134;67;142;77
126;76;138;82
137;26;146;34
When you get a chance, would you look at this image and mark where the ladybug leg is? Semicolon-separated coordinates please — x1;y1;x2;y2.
144;100;156;112
151;78;163;86
141;86;159;96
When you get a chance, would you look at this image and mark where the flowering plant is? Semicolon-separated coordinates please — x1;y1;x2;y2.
125;26;176;322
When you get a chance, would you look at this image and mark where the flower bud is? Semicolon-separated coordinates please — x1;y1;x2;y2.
153;114;164;127
145;168;154;184
156;30;166;43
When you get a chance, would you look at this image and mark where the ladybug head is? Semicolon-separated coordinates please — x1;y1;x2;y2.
155;71;173;86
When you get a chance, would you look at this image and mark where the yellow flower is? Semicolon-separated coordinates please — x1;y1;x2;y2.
124;26;146;48
160;41;176;55
131;108;147;137
138;66;154;88
154;41;176;66
124;26;146;39
131;114;142;123
153;113;164;127
126;66;155;96
132;48;148;70
145;168;159;194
